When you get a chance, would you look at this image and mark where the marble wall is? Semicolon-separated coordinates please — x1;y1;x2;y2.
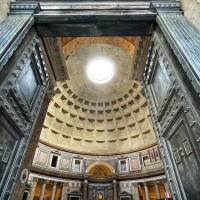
32;143;163;178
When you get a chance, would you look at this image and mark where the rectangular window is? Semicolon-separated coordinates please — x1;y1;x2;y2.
74;160;81;172
51;155;58;167
120;160;127;172
143;156;150;166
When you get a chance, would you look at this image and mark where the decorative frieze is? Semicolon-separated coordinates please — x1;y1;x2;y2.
150;1;181;13
10;3;39;14
32;143;163;178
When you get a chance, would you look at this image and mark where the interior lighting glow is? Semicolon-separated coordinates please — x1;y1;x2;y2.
87;57;114;84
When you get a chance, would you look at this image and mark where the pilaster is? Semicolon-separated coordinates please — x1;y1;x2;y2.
113;179;118;200
51;182;57;200
61;183;67;200
134;183;140;200
39;180;47;200
143;182;150;200
83;179;88;200
155;181;161;200
164;180;170;193
29;178;38;200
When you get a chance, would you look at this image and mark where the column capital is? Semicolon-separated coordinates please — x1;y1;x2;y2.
133;183;139;187
143;182;148;186
62;182;68;187
52;181;57;186
33;177;38;183
40;179;47;184
163;179;168;183
84;179;88;184
113;179;117;184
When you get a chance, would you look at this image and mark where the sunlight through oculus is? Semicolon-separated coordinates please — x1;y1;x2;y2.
87;57;115;84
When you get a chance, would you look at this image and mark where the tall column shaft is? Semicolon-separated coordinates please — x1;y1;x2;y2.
164;181;170;193
143;182;150;200
51;182;57;200
29;178;38;200
113;179;118;200
83;180;88;200
39;180;47;200
61;183;67;200
155;181;161;199
134;183;140;200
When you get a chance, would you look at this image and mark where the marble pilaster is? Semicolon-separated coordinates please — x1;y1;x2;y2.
155;181;161;199
134;183;140;200
83;179;88;200
61;183;67;200
143;182;150;200
51;182;57;200
29;178;38;200
39;180;47;200
113;179;118;200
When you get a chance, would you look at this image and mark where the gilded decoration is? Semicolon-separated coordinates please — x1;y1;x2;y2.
88;164;112;179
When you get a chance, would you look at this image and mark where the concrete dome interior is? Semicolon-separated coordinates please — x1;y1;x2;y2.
0;1;200;200
40;37;157;155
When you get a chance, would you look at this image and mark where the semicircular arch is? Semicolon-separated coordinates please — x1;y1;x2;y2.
87;162;114;179
62;36;135;57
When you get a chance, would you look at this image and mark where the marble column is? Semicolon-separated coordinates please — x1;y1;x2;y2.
39;180;47;200
51;182;57;200
113;179;118;200
155;181;161;200
61;183;67;200
83;179;88;200
143;182;150;200
164;180;170;193
29;178;38;200
134;183;140;200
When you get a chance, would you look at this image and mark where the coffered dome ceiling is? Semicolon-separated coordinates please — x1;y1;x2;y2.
40;37;157;155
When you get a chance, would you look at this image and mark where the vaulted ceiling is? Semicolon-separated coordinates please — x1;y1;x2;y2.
39;36;156;155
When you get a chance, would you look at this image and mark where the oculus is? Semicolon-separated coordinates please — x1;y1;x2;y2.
87;56;114;83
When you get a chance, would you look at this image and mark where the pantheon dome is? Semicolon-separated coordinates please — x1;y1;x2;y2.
1;1;200;200
40;37;157;155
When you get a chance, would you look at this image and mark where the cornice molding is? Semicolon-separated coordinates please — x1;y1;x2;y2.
150;1;181;13
10;2;40;14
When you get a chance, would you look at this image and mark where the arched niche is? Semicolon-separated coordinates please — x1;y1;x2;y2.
88;163;113;179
